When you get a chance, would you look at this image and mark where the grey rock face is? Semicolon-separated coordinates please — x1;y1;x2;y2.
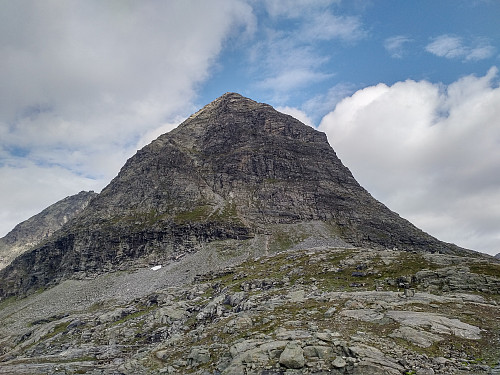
0;191;97;270
0;93;475;298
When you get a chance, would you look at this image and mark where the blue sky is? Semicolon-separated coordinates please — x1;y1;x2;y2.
198;0;499;118
1;0;499;255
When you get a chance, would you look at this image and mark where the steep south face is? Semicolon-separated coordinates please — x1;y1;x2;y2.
0;93;469;298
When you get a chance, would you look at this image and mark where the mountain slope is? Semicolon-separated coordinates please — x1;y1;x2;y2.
0;191;97;270
0;93;473;298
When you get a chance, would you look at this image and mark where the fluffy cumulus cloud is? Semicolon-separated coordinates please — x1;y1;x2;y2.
319;67;500;255
0;0;255;236
426;34;496;61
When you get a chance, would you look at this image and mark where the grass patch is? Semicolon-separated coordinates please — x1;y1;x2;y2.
112;306;155;326
469;261;500;278
174;206;211;223
41;321;71;341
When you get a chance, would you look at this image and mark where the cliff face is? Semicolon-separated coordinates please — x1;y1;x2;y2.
0;93;470;298
0;191;97;271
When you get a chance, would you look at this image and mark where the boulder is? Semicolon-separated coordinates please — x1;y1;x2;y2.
279;342;305;369
187;347;210;366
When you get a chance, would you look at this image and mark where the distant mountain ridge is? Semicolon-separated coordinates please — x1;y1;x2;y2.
0;191;97;270
0;93;475;298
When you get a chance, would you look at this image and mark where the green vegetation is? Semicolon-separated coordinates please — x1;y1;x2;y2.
469;261;500;278
174;205;211;223
40;321;71;341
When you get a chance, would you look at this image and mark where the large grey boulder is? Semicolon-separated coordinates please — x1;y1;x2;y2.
279;342;305;369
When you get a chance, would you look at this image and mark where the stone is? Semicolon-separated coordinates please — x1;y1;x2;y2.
156;350;170;361
432;357;449;365
223;315;253;334
275;328;313;340
354;361;401;375
303;345;333;360
156;305;187;323
349;345;404;374
332;356;347;368
287;289;306;302
187;347;210;366
279;342;305;369
385;310;481;339
224;291;247;307
416;369;435;375
389;326;443;348
230;339;263;358
340;309;385;322
324;306;337;317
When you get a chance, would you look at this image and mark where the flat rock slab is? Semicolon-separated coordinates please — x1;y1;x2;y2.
389;326;443;347
386;310;481;339
341;308;481;340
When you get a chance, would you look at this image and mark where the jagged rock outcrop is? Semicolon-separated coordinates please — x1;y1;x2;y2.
0;191;97;270
0;93;474;298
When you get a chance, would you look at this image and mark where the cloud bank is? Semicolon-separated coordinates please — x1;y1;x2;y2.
0;0;255;236
319;67;500;255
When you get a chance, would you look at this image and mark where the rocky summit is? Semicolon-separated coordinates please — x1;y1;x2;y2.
0;93;499;374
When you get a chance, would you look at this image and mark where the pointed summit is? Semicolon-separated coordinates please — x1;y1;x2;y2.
0;94;472;298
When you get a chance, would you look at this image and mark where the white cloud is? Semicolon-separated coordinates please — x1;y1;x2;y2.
0;161;101;237
302;11;365;42
303;83;357;122
257;68;332;93
426;35;466;59
249;1;365;100
384;35;413;58
263;0;340;18
465;44;496;61
0;0;255;237
426;34;496;61
319;67;500;256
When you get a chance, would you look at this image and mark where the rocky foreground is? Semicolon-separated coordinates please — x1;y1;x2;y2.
1;245;499;375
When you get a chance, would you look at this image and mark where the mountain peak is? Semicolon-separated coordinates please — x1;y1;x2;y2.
0;95;473;298
183;92;268;123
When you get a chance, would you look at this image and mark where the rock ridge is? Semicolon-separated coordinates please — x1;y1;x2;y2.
0;191;97;271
